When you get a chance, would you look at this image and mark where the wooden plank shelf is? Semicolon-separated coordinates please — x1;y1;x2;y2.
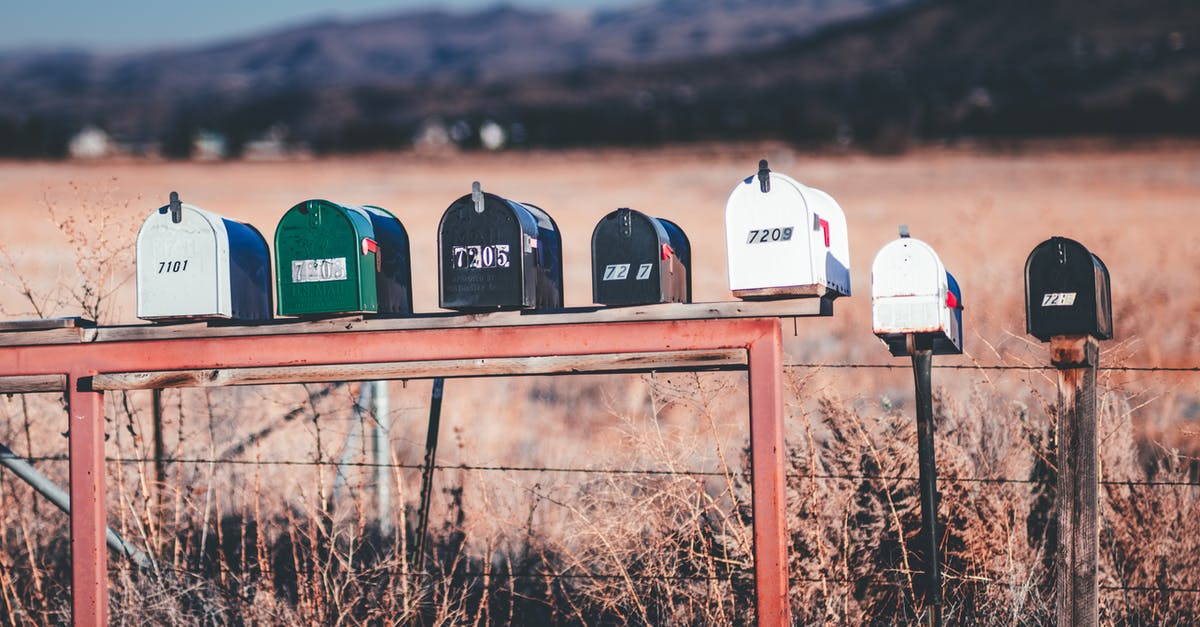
0;375;68;394
0;299;831;347
87;349;746;391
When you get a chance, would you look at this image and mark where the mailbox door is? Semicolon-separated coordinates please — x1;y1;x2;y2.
439;194;533;310
592;209;669;306
359;205;413;315
137;204;229;320
1024;237;1112;341
222;219;273;321
521;202;563;309
276;200;376;316
871;238;945;335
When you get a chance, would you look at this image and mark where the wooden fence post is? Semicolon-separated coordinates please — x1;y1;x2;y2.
1051;334;1099;627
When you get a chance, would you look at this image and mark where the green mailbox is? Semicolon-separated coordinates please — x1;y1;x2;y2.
275;199;413;316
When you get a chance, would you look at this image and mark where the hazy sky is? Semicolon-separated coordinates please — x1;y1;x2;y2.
1;0;641;52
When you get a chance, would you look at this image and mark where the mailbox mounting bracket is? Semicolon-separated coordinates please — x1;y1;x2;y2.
0;300;830;627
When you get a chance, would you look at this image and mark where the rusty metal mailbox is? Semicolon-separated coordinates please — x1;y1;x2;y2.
275;200;413;316
438;182;563;310
871;230;963;356
591;207;691;306
724;159;851;300
1025;236;1112;341
136;192;272;322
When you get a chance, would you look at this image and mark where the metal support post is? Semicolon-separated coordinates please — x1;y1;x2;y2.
414;377;444;570
910;346;942;627
0;442;149;568
373;380;391;537
151;388;166;511
68;374;108;627
747;323;789;626
1051;335;1099;627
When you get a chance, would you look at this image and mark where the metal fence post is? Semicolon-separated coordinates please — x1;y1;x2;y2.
748;323;789;626
373;381;391;537
910;346;943;627
68;374;108;627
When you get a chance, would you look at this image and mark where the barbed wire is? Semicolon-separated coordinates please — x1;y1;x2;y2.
10;454;1199;488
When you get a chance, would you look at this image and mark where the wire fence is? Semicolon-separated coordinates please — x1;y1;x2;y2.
4;359;1200;608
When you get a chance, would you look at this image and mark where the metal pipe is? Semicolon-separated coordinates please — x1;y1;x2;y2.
333;383;370;501
373;380;391;537
152;388;166;511
911;347;943;627
413;377;444;570
748;324;790;626
0;441;152;569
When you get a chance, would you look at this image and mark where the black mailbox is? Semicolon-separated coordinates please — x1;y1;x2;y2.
1025;236;1112;341
591;208;691;306
438;182;563;310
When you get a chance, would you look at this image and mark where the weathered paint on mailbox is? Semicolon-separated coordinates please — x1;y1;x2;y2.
136;193;272;322
592;208;691;306
725;160;850;300
1025;236;1112;342
871;234;963;356
275;200;413;316
438;182;563;310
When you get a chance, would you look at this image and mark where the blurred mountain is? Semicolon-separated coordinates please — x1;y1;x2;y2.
1;0;1196;157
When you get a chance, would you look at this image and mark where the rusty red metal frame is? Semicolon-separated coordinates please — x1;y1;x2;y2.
0;317;790;626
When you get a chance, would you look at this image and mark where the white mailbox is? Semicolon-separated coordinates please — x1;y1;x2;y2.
871;229;963;356
724;160;851;299
136;192;272;322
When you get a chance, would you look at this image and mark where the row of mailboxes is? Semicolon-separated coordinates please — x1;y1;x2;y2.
866;232;1113;355
136;162;846;320
133;170;1113;344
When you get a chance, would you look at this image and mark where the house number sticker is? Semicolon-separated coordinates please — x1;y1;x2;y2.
1041;292;1077;306
603;263;654;280
602;264;630;280
746;227;794;244
452;244;511;269
157;260;189;273
292;258;348;283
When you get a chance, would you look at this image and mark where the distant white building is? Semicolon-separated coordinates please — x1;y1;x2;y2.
414;118;451;150
68;126;114;160
192;130;228;161
242;124;289;161
479;120;507;151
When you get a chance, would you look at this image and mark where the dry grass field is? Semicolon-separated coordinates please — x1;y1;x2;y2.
0;142;1198;624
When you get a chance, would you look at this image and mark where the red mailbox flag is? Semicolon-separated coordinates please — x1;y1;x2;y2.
362;238;381;271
